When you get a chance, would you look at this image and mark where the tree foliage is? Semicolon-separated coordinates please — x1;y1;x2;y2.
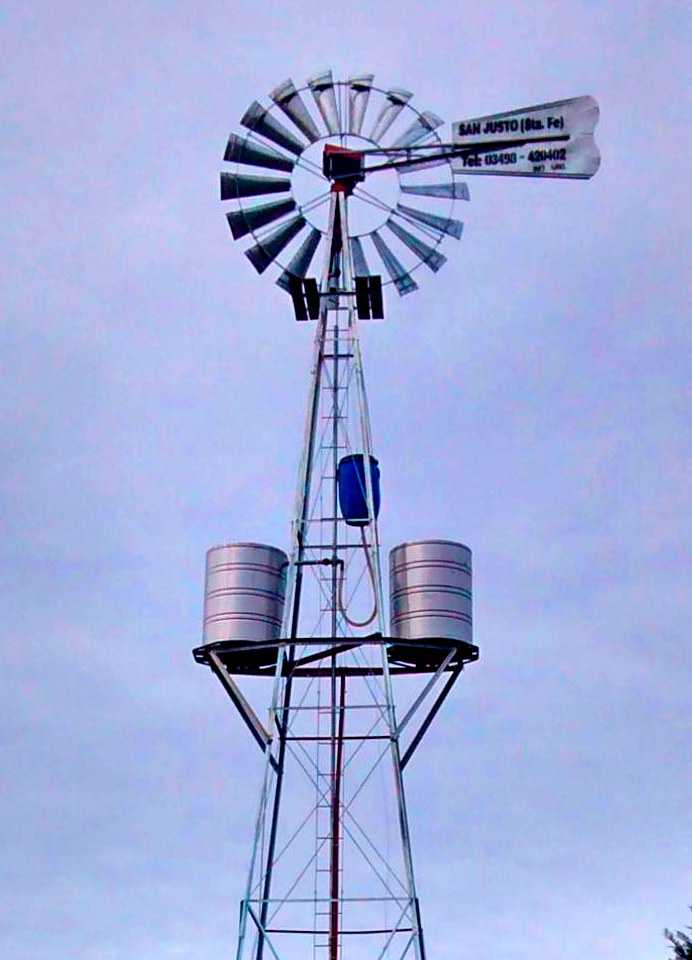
665;907;692;959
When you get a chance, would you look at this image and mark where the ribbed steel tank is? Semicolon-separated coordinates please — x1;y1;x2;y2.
389;539;472;643
203;543;288;643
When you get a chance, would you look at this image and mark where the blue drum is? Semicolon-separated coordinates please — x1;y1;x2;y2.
336;454;381;526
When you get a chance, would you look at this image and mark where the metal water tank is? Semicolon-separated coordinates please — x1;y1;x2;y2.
389;539;472;643
203;543;288;643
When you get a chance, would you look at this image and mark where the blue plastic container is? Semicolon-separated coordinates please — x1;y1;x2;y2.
337;455;381;526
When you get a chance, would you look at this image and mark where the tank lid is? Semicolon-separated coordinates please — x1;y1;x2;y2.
389;538;471;554
207;541;287;552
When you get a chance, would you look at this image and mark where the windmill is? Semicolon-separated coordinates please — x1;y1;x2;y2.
194;71;600;960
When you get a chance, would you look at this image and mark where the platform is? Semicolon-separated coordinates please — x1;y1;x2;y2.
192;632;479;677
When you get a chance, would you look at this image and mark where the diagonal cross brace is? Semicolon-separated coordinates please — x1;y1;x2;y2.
395;646;457;738
287;641;361;672
208;651;278;771
399;666;463;772
246;904;283;960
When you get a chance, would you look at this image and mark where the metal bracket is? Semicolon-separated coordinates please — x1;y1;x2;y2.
287;276;321;320
395;646;457;738
208;650;278;771
399;666;463;772
287;275;383;321
354;275;384;319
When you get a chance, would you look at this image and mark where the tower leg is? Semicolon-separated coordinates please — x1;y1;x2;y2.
329;673;346;960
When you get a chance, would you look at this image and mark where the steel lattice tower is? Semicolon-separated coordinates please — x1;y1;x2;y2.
194;71;599;960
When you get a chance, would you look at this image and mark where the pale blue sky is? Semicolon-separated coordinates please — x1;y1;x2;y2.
2;1;691;958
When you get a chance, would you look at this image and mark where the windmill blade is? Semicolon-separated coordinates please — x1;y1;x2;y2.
350;236;371;277
223;133;294;173
371;230;418;297
269;78;321;143
226;198;297;241
390;111;443;149
276;227;322;290
396;202;464;240
369;88;413;143
401;181;470;200
348;74;373;135
241;101;306;157
385;219;447;273
245;215;306;274
307;70;340;135
220;172;291;201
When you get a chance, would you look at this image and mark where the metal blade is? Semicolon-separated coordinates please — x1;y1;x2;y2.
396;203;464;239
269;78;321;143
390;110;443;149
385;219;447;272
245;215;306;274
241;101;305;156
348;74;373;135
220;172;291;200
223;133;294;173
276;227;321;290
226;198;297;241
371;230;418;296
369;88;412;143
307;69;340;135
349;236;371;277
401;181;470;200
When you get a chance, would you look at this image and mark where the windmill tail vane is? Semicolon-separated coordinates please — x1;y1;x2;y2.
195;69;599;960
